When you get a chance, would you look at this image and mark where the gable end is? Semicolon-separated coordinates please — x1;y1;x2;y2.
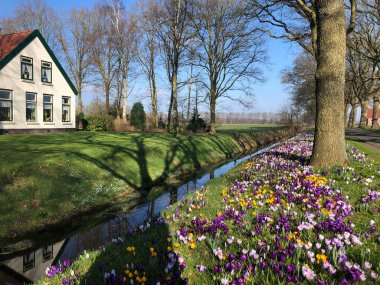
0;30;78;95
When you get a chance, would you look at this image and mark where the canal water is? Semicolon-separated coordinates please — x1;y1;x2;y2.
0;144;275;284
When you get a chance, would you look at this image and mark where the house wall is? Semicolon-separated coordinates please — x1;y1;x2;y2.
0;37;76;131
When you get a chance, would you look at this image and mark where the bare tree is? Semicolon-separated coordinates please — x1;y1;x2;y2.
353;0;380;128
252;0;357;166
56;8;92;116
137;0;160;128
108;0;138;122
346;37;378;128
155;0;192;134
282;51;316;122
89;4;119;114
190;0;266;134
1;0;59;52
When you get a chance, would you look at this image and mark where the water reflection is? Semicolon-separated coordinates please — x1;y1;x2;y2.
0;144;275;284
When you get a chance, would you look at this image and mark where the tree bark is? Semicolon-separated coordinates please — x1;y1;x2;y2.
372;94;379;128
352;104;358;128
187;63;193;120
210;87;216;134
150;72;158;128
122;57;128;122
310;0;348;166
359;99;368;128
172;70;179;135
105;88;110;114
344;103;349;127
348;103;354;128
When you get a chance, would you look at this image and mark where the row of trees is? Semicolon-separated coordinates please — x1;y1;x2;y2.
1;0;368;167
1;0;266;135
282;0;380;130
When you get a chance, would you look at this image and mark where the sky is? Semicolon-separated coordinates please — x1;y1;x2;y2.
0;0;301;113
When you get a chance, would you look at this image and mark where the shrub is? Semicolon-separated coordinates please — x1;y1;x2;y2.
130;102;146;130
85;114;113;131
186;112;207;133
158;116;166;129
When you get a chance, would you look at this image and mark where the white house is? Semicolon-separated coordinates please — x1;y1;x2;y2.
0;30;77;134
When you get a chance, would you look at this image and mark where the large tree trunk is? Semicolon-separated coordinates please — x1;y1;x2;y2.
187;63;193;120
344;103;349;127
311;0;348;166
209;87;216;134
172;70;179;135
167;90;173;132
150;73;158;128
359;99;369;128
105;88;110;114
373;93;379;128
77;89;83;129
348;103;354;128
122;60;128;122
352;104;358;128
77;90;83;114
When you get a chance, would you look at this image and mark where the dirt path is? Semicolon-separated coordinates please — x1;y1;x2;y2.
345;128;380;151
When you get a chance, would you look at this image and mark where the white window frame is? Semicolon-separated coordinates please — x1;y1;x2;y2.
0;89;13;121
26;92;37;122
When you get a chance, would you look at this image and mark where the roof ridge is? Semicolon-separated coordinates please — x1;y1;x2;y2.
0;30;34;36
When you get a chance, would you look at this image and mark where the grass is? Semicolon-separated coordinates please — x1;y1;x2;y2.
36;135;380;285
216;124;285;135
0;125;288;243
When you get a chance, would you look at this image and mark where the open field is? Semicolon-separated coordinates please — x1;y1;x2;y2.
0;125;289;242
37;133;380;284
216;124;285;135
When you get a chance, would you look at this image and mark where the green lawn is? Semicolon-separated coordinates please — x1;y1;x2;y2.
216;124;285;135
0;126;287;242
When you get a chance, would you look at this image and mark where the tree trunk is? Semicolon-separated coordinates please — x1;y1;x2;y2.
352;104;358;128
187;63;193;120
77;89;83;129
105;88;110;114
348;103;354;128
151;72;158;128
344;103;349;127
167;90;173;132
372;94;379;128
122;61;128;122
209;87;216;134
310;0;348;166
359;99;368;128
77;90;83;114
172;70;179;135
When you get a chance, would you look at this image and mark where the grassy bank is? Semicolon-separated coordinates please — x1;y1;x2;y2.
0;125;290;243
37;134;379;285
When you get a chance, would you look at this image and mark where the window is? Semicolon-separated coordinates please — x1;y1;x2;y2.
0;89;12;121
42;245;53;262
21;56;33;81
43;94;53;122
62;96;70;122
26;92;37;121
23;251;35;272
41;61;52;83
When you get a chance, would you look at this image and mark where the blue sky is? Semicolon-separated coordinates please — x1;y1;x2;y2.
0;0;300;113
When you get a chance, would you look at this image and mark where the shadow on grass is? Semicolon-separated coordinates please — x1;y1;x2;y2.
78;204;183;284
268;151;310;165
80;221;181;285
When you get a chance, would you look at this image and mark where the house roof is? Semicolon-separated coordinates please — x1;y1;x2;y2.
367;109;380;118
0;30;33;62
0;30;78;95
